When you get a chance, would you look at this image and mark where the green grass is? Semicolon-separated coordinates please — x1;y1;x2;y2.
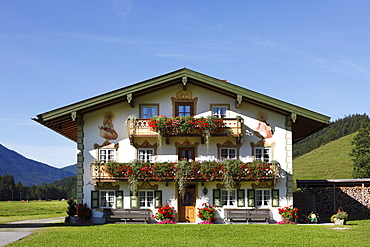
0;200;66;223
293;133;355;181
8;220;370;247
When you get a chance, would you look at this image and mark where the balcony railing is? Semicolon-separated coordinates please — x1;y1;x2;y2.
126;117;243;144
92;160;279;183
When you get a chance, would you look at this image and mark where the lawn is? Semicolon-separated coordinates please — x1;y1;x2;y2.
8;220;370;247
0;200;67;223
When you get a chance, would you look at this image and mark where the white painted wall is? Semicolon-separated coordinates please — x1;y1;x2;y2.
81;83;291;223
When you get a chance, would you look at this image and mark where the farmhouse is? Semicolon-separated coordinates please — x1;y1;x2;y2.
34;68;330;223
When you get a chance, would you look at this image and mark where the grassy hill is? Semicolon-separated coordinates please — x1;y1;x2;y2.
293;132;356;181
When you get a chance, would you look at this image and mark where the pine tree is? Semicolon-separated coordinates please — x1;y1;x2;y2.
350;122;370;178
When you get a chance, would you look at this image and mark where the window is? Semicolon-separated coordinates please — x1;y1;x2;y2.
178;147;195;161
255;148;270;162
100;190;115;208
99;149;115;163
91;190;123;209
141;105;158;118
221;189;236;206
175;102;194;116
212;106;227;118
256;189;271;207
138;148;154;163
247;189;278;207
220;148;237;160
139;190;154;208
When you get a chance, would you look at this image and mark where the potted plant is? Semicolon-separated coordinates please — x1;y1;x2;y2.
331;211;348;225
197;203;217;224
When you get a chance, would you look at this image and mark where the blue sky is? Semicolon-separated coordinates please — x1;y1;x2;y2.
1;1;369;168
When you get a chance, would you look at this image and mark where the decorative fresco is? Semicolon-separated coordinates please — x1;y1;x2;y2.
94;111;118;148
254;112;274;139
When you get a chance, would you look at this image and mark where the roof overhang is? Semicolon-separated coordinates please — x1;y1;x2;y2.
33;68;330;143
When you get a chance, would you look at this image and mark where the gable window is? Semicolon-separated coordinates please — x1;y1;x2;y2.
175;102;194;117
99;149;115;163
212;105;228;118
139;190;154;208
138;148;154;163
255;148;270;162
221;189;236;206
140;105;158;118
220;148;237;160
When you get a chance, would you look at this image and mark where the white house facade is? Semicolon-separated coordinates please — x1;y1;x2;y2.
34;68;330;223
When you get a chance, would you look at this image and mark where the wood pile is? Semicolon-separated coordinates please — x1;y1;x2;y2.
296;186;370;216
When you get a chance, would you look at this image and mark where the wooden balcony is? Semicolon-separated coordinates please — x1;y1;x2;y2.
127;117;243;145
92;160;279;183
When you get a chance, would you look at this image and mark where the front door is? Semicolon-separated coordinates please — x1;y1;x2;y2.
178;185;196;222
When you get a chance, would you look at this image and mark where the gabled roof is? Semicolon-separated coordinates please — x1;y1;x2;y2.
33;68;330;143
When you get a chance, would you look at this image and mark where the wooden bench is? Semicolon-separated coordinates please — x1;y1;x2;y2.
224;208;270;224
103;208;152;224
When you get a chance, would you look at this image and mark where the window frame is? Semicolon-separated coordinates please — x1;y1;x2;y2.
221;189;237;207
210;104;229;119
138;148;155;163
139;190;155;208
99;190;116;208
140;104;159;119
255;189;271;208
220;148;237;160
254;147;270;162
98;149;116;163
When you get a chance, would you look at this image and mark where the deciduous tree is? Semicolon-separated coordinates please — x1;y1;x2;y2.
351;122;370;178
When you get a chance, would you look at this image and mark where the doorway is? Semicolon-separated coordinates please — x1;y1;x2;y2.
178;184;196;222
178;147;195;161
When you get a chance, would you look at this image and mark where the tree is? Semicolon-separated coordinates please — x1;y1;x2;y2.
351;122;370;178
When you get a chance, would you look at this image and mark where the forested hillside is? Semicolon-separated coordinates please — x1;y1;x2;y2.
293;113;369;158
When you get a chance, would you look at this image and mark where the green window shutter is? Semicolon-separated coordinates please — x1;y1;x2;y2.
272;189;279;207
116;190;123;209
237;189;245;207
213;189;221;207
91;191;99;208
154;190;162;208
247;189;255;207
130;192;139;208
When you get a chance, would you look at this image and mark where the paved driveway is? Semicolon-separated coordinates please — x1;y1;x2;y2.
0;217;64;246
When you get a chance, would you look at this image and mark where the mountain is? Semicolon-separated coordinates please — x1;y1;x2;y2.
293;132;355;181
0;144;75;186
61;164;77;175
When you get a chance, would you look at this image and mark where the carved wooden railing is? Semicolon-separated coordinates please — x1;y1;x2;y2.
127;118;243;142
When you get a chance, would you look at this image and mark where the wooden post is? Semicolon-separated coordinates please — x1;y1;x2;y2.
333;184;336;214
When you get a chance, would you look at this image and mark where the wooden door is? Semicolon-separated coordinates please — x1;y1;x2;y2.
178;185;196;222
